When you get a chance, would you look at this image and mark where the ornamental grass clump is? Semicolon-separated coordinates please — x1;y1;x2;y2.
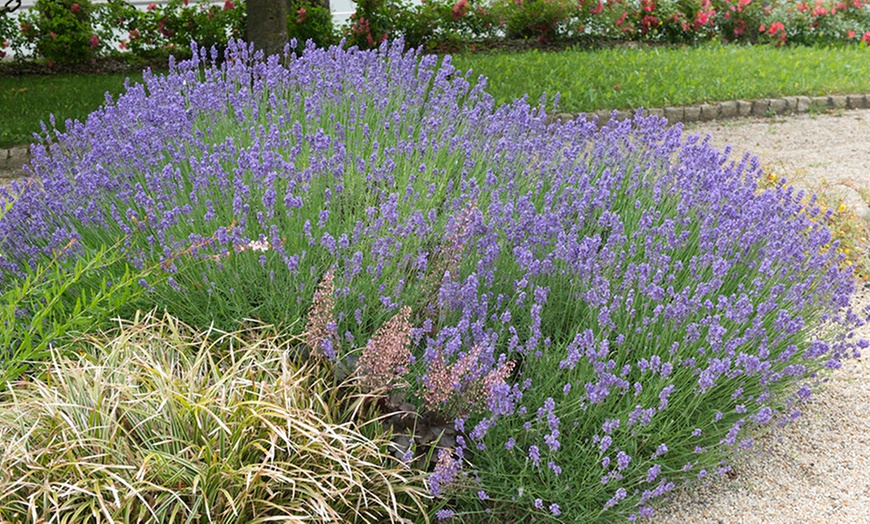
0;39;866;521
0;311;430;523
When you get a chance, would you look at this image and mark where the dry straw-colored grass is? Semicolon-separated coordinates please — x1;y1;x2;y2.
0;310;430;523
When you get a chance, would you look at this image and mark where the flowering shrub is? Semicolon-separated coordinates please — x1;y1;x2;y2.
1;39;865;521
385;0;498;49
344;0;397;48
101;0;244;57
287;0;336;50
615;0;713;42
6;0;870;62
0;8;18;59
492;0;577;40
760;0;870;46
711;0;765;42
18;0;102;64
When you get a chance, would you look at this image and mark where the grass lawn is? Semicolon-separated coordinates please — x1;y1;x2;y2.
3;43;870;147
451;43;870;113
0;72;144;148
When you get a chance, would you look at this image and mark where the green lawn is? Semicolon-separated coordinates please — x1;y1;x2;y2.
451;43;870;113
0;72;144;147
3;43;870;147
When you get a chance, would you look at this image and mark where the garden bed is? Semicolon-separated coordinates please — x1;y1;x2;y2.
0;39;866;522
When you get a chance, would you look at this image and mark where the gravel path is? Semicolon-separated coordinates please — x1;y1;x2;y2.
685;109;870;223
652;111;870;523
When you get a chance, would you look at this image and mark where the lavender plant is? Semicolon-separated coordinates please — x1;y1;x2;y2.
0;181;156;386
0;39;865;522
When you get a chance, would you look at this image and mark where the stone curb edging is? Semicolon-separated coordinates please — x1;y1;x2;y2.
0;144;31;180
553;93;870;128
2;93;869;179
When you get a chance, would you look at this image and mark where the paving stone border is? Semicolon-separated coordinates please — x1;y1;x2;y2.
2;93;869;180
551;93;870;127
0;144;31;180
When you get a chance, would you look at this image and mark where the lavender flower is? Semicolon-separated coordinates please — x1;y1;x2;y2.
528;445;541;468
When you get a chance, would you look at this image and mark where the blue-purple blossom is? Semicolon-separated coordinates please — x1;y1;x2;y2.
604;487;628;509
528;445;541;468
646;463;662;483
616;451;631;471
436;509;454;521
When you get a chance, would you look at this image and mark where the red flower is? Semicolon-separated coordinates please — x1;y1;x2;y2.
862;30;870;44
50;31;57;39
767;21;784;35
733;19;746;36
129;29;140;40
848;30;856;38
590;1;604;14
296;7;306;23
759;23;766;32
615;11;628;27
119;40;128;50
70;3;81;13
452;0;469;20
89;34;99;49
223;0;235;10
146;3;157;11
640;15;659;33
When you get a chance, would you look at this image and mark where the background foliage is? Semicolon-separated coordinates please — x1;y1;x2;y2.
4;0;870;63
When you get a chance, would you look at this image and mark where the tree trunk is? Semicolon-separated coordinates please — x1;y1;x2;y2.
247;0;289;58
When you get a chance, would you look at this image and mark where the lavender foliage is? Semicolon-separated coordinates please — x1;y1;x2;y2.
0;39;866;522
